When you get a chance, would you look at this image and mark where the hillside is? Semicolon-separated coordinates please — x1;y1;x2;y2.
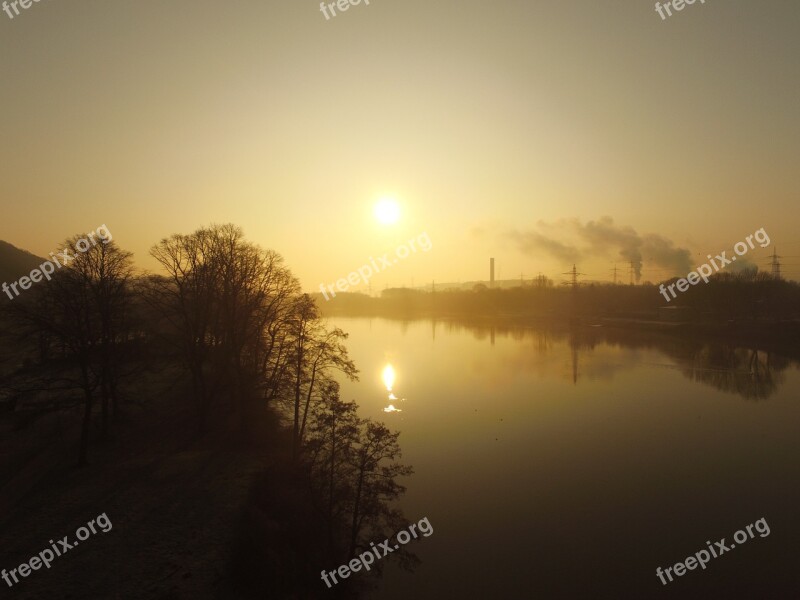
0;240;46;286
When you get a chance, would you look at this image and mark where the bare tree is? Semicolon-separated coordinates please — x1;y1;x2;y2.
4;236;133;464
148;229;221;431
347;420;413;559
305;382;415;570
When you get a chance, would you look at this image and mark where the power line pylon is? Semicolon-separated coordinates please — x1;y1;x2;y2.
770;248;783;280
562;264;585;290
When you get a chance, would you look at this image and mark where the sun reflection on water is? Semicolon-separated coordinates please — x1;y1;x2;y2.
381;363;404;412
382;364;396;391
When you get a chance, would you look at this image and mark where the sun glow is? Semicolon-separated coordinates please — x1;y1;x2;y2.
374;198;400;225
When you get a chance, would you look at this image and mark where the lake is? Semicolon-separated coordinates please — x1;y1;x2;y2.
331;317;800;599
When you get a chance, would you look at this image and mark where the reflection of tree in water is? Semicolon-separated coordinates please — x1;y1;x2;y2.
536;330;553;354
657;342;787;401
432;317;795;400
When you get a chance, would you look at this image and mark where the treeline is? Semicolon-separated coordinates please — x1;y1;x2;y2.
0;224;414;587
321;269;800;321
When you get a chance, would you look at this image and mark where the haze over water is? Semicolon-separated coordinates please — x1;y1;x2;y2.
333;317;800;599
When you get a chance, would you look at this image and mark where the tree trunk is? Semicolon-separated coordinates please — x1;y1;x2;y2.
299;363;318;444
78;363;94;466
292;351;302;460
100;373;109;440
349;456;366;556
327;419;336;553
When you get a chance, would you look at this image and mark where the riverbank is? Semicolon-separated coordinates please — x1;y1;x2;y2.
0;390;338;599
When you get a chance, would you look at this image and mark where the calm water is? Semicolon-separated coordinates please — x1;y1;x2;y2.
332;317;800;599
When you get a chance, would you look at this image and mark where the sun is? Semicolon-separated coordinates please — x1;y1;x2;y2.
374;197;400;225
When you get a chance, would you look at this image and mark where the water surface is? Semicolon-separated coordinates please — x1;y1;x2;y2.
332;318;800;599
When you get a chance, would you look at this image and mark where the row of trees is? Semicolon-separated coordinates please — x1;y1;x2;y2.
321;267;800;320
144;224;361;445
0;226;413;561
1;234;135;464
1;225;355;460
1;224;416;584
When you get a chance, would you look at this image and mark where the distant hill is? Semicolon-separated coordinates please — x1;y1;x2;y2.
0;240;47;285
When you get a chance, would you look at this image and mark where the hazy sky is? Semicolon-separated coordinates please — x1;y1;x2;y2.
1;0;798;290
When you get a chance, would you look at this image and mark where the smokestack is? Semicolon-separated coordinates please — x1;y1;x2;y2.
490;258;495;287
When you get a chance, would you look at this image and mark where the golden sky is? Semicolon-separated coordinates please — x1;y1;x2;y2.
1;0;798;289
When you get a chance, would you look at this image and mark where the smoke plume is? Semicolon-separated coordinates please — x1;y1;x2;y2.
510;217;692;281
